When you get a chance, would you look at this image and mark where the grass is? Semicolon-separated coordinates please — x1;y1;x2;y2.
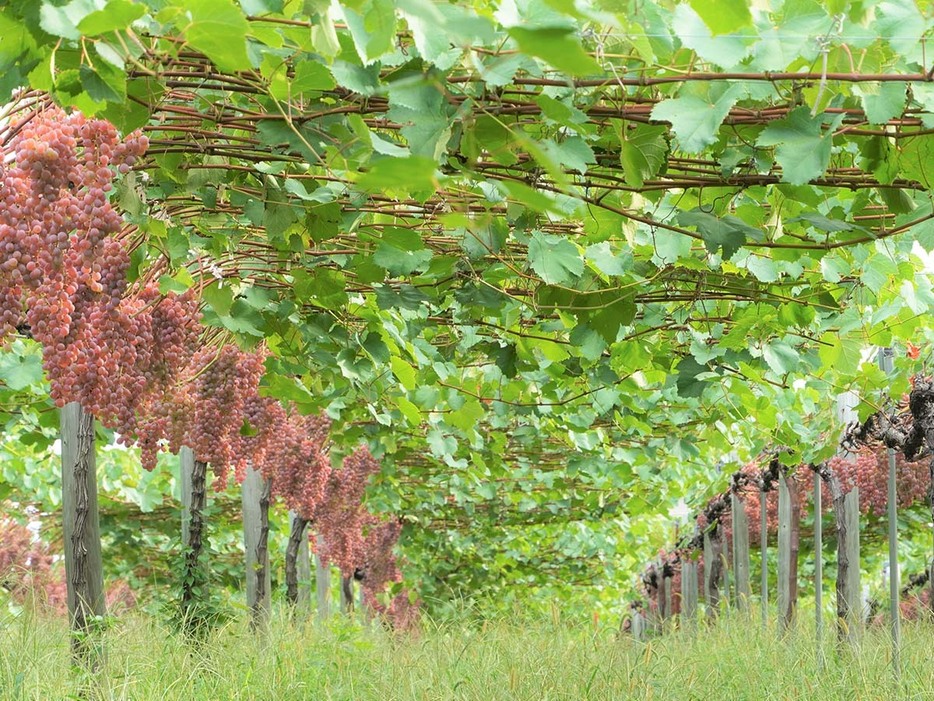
1;607;932;700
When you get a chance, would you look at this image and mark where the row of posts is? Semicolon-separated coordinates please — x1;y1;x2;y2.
61;402;361;667
634;351;903;679
632;478;862;638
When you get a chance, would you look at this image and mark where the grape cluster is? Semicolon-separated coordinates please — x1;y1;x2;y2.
827;447;928;516
359;520;402;602
238;396;332;516
132;344;265;481
0;106;211;446
314;447;382;575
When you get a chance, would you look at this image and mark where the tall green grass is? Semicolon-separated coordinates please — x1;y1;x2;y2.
1;608;930;700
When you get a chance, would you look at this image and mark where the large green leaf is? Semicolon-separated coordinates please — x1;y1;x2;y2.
507;26;601;77
757;107;838;185
677;209;761;260
172;0;251;72
619;124;669;188
650;84;743;153
688;0;752;35
527;231;584;285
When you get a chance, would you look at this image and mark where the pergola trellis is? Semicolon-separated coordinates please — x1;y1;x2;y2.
3;0;934;596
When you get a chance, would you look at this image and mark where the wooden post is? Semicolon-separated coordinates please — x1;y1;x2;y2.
878;347;901;678
703;534;712;603
777;473;799;632
242;464;272;629
340;574;354;614
731;493;751;611
760;490;768;627
681;559;698;623
631;610;645;641
814;471;824;668
179;447;207;628
285;511;311;610
663;575;673;623
843;488;861;637
315;550;331;621
61;403;105;668
704;524;723;619
816;463;862;642
358;578;369;625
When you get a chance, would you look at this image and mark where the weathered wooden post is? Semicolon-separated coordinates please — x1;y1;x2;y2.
777;472;799;632
179;446;208;629
663;573;673;624
814;470;824;668
242;464;272;629
731;493;751;611
682;559;699;624
760;489;768;627
61;402;105;668
704;524;723;619
340;574;354;614
878;348;901;678
285;511;311;611
631;609;646;641
316;549;331;621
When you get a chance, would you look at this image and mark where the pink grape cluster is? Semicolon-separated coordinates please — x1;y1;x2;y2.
0;106;212;445
314;447;382;575
237;396;332;517
827;447;928;517
132;344;264;481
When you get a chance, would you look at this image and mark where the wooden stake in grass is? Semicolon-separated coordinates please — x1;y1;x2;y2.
777;472;799;632
242;464;272;630
731;492;751;611
340;574;355;614
285;511;311;611
681;558;698;624
179;447;208;632
61;402;106;669
316;547;331;622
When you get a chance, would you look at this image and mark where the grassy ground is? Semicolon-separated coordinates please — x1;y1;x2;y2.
1;608;931;700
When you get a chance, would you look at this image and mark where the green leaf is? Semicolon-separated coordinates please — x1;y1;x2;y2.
0;349;44;391
677;209;760;260
650;84;743;153
173;0;251;73
619;123;668;188
688;0;752;35
40;0;99;40
79;64;125;103
898;135;934;189
390;356;417;391
762;341;800;375
674;357;710;398
448;399;484;433
77;0;145;34
527;231;583;285
757;107;837;185
585;242;631;277
855;81;907;126
373;227;433;276
396;395;422;426
507;26;601;77
357;157;439;196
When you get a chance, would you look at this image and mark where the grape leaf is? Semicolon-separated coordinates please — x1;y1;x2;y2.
757;107;839;185
650;84;743;153
507;26;601;77
677;209;761;260
173;0;251;73
527;231;584;285
619;123;669;188
688;0;752;35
